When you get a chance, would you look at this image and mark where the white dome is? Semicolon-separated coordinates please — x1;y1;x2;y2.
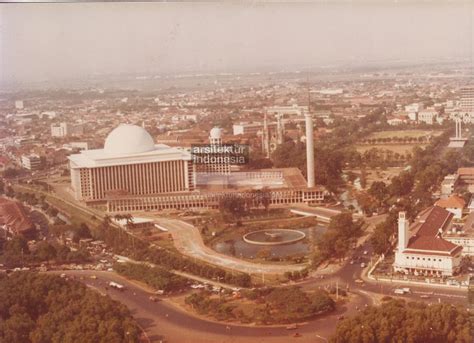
104;124;155;155
210;127;222;139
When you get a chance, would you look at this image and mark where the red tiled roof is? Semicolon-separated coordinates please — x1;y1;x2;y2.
416;206;452;236
404;206;462;256
407;235;461;255
435;195;466;209
0;197;35;235
457;167;474;176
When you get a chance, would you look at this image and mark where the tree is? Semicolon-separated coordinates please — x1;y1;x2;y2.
368;181;387;203
331;299;472;343
219;195;246;220
318;213;362;260
34;241;57;262
2;237;30;266
0;272;141;343
76;223;92;239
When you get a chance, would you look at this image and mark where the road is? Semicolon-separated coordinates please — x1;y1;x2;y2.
154;218;306;275
297;241;468;307
55;270;369;343
49;242;468;343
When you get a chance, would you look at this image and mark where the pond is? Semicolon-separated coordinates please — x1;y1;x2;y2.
211;225;327;259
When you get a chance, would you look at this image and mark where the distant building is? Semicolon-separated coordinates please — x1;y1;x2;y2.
0;197;35;236
21;154;41;171
265;105;308;117
405;102;424;116
460;86;474;111
451;86;474;124
15;100;24;110
417;110;438;125
51;122;84;137
456;167;474;186
65;142;89;151
393;208;463;277
435;195;466;219
171;114;198;123
440;174;458;198
233;122;263;135
317;89;343;96
386;117;405;126
41;111;58;119
443;211;474;256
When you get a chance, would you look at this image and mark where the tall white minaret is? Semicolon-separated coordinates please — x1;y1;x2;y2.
263;112;270;158
276;113;284;144
305;112;315;188
398;212;409;251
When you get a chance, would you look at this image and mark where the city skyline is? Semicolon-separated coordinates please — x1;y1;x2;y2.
1;2;474;88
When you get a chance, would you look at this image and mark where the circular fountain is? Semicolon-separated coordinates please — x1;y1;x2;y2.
243;229;306;246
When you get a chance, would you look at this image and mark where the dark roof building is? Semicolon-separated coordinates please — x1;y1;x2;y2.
0;197;35;236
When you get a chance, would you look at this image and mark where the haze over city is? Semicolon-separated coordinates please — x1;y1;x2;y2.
1;2;474;88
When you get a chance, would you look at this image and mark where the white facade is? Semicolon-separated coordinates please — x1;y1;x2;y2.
51;122;84;137
69;124;194;201
417;110;437;125
265;105;308;117
394;251;461;276
440;174;458;198
405;103;424;114
318;89;343;96
393;210;463;277
460;86;474;111
233;122;265;135
21;154;41;170
15;100;24;110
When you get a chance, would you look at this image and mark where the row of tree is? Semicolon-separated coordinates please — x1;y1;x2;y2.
359;135;431;144
0;236;91;267
0;272;141;343
331;299;472;343
97;217;252;287
114;262;188;293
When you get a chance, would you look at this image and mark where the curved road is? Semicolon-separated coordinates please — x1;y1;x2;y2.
56;270;369;343
53;241;467;343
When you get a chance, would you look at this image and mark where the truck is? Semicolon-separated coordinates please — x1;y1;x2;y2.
394;289;405;295
109;281;125;291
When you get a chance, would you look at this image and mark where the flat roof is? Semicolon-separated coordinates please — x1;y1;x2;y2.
69;143;191;168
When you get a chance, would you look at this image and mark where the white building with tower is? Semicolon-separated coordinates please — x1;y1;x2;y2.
69;124;327;212
197;127;231;174
393;208;463;277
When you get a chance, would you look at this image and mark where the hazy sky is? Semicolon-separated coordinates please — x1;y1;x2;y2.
1;2;473;86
